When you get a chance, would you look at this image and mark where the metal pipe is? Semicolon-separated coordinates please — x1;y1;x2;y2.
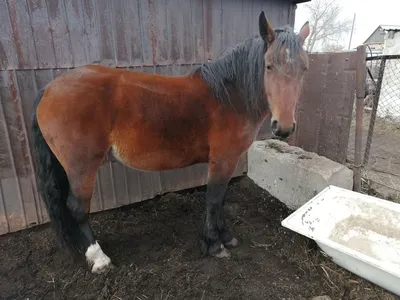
354;45;367;192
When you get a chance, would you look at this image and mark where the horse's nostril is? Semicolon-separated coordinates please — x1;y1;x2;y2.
271;120;279;132
291;122;296;134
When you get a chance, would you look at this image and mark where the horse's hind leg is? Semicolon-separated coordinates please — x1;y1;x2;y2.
201;154;240;257
67;170;112;273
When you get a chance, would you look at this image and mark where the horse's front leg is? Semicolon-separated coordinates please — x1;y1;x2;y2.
201;155;240;258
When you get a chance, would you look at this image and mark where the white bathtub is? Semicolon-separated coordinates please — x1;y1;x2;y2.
281;185;400;296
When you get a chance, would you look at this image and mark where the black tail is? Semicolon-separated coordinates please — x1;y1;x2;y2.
32;90;85;257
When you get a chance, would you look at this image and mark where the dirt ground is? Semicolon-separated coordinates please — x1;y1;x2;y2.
0;177;397;300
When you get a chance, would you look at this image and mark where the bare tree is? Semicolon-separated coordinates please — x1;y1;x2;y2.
323;43;345;52
305;0;353;52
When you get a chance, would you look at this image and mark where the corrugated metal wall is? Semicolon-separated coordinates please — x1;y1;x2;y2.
0;0;296;234
1;0;294;69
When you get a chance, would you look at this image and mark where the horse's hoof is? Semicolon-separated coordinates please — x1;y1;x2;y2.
212;244;231;258
91;258;113;274
86;241;113;274
224;237;239;248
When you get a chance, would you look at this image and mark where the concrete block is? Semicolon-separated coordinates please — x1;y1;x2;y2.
247;140;354;209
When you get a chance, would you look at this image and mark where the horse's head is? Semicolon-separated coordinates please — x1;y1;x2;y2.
259;12;310;138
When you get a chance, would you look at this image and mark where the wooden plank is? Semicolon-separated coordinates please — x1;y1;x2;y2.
7;0;38;69
0;1;18;69
26;0;56;68
46;0;74;67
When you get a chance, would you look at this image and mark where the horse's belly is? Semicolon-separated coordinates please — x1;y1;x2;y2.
110;144;208;172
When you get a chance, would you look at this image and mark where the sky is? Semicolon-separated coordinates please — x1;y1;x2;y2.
293;0;400;50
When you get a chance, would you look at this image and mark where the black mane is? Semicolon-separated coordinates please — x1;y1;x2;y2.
194;25;302;118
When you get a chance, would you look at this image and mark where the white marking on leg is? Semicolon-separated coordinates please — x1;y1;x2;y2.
225;237;238;247
214;244;231;258
85;241;112;273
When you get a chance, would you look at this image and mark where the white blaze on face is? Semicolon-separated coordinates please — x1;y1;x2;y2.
286;48;292;63
85;241;112;273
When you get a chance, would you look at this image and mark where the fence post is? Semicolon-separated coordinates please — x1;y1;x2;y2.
363;57;387;165
354;45;367;192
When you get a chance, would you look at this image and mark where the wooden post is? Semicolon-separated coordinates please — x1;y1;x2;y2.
354;45;367;192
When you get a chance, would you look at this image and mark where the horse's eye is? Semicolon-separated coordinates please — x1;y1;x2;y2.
266;65;273;71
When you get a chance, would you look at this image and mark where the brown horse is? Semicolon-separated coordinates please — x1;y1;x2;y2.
31;11;310;273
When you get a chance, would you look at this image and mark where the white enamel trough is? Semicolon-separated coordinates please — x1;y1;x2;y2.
281;185;400;296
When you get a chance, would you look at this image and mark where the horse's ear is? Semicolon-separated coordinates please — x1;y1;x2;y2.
298;21;310;46
259;11;275;44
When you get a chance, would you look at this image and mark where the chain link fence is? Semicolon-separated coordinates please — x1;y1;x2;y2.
348;54;400;200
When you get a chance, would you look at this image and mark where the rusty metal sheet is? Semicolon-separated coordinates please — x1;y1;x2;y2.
81;0;101;65
0;1;18;69
294;54;330;153
7;0;38;69
0;72;13;179
136;0;153;65
46;0;74;67
154;0;170;64
27;0;57;68
192;0;205;62
0;71;29;178
0;182;9;235
64;0;88;66
96;0;115;66
179;0;195;64
97;162;117;211
1;178;25;232
15;70;44;224
110;161;130;207
316;52;357;163
113;0;133;67
1;0;296;71
202;0;213;60
211;0;223;59
291;52;357;164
